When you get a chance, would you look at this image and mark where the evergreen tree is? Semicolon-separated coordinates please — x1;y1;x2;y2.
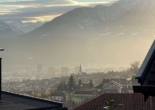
57;82;63;92
57;84;60;91
101;79;110;84
72;101;75;105
78;79;82;87
89;79;93;88
63;82;68;91
57;81;69;92
67;75;76;92
60;83;63;91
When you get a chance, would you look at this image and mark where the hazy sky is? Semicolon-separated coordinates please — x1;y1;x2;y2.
0;0;118;22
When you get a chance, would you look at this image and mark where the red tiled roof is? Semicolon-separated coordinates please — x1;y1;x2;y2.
73;93;155;110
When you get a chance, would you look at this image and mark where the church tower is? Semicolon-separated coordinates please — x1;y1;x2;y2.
79;64;82;75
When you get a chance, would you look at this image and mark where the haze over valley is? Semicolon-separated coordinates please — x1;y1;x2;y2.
0;0;155;72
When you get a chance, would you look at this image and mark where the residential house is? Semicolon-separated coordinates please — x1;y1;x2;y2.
72;91;95;105
50;92;66;102
95;79;129;94
102;80;128;93
80;83;91;90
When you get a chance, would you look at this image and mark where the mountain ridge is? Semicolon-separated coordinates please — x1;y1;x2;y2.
21;0;154;39
8;20;45;33
0;20;24;38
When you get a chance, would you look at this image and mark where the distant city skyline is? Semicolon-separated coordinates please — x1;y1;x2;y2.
0;0;118;22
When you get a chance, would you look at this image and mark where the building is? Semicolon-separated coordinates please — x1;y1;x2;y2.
80;83;91;90
102;80;128;93
75;64;83;75
61;67;68;76
72;91;94;104
0;49;68;110
95;78;129;94
48;67;55;76
78;64;82;75
50;92;66;102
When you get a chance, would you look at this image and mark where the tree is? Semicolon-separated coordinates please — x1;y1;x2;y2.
78;79;82;87
57;81;68;92
63;82;68;91
67;75;76;92
130;61;140;75
57;82;63;92
89;79;93;88
101;79;110;84
103;100;123;110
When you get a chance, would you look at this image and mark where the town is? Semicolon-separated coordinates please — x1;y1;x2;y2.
2;62;139;109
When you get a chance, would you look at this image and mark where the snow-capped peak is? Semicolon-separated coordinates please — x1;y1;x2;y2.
8;20;44;33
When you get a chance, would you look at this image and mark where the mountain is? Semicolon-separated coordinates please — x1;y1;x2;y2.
0;20;24;38
8;20;45;33
21;0;147;38
0;20;45;38
1;0;155;70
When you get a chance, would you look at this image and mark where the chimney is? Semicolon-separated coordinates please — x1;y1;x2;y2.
0;48;4;99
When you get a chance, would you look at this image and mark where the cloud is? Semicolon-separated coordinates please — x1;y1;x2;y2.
73;0;119;6
0;0;75;7
0;0;80;22
0;10;11;14
0;0;118;22
0;5;81;22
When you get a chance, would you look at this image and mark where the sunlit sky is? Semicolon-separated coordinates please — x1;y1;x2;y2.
0;0;118;22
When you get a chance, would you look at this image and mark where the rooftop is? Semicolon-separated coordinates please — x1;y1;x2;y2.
0;91;64;110
73;93;155;110
136;40;155;83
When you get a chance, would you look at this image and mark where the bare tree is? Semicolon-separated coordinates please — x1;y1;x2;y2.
130;61;140;75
